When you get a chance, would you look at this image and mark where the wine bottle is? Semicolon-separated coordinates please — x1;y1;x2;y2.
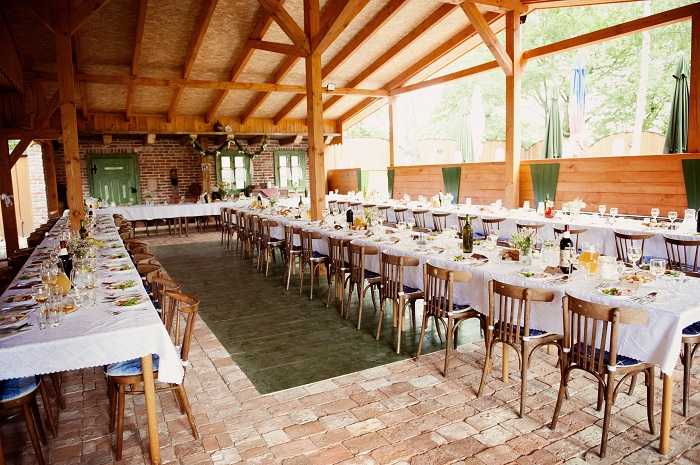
559;225;574;274
58;247;73;280
79;220;88;239
696;211;700;233
462;216;473;253
346;206;354;227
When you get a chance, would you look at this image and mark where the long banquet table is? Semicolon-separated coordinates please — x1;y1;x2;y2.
0;214;180;464
241;201;700;455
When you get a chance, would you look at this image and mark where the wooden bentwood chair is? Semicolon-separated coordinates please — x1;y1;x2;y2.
106;291;199;460
477;280;560;417
346;243;381;329
613;231;654;265
376;252;423;354
284;225;303;290
550;294;655;458
326;236;350;315
416;264;485;376
299;229;329;300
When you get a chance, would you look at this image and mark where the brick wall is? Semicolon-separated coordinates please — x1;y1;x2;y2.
53;135;309;204
26;142;47;228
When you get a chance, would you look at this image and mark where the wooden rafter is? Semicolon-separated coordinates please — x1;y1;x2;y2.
522;0;639;9
460;2;512;75
390;59;499;95
257;0;309;54
523;2;699;62
67;0;112;35
311;0;369;53
0;128;61;140
342;11;503;124
241;0;348;124
468;0;522;11
168;0;218;122
272;0;406;124
248;39;305;56
322;3;457;116
35;91;60;128
206;2;281;122
9;139;31;167
126;0;147;120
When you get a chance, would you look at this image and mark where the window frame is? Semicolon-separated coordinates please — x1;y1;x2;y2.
274;150;307;192
216;149;251;190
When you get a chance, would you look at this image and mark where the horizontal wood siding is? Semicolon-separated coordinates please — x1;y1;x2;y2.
327;169;358;194
329;154;700;216
461;162;506;205
392;165;445;199
520;154;700;215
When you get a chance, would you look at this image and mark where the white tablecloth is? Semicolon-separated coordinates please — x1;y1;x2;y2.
248;207;700;375
0;215;183;383
327;194;699;259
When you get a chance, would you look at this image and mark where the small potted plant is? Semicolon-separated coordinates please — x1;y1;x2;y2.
510;229;536;265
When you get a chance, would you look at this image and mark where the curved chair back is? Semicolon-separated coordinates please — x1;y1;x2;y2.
488;280;554;347
664;236;700;272
613;231;653;264
162;291;199;364
379;252;419;301
392;207;407;224
412;209;429;229
432;213;450;232
424;263;471;319
348;243;378;285
553;226;587;250
482;218;505;236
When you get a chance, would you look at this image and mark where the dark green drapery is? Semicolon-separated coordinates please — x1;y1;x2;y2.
387;168;395;199
682;159;700;209
664;56;689;154
530;163;560;204
441;167;461;204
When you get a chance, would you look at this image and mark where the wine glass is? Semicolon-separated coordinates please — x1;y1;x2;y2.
407;221;415;231
668;211;678;228
628;245;642;271
651;208;660;222
609;208;619;222
598;204;607;216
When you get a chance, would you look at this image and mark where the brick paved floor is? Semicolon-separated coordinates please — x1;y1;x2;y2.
2;230;699;465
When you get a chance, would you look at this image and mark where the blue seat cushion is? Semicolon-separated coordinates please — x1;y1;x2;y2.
403;285;421;295
311;251;327;259
364;270;379;279
683;321;700;336
496;322;547;337
0;376;39;402
106;355;160;377
572;343;641;367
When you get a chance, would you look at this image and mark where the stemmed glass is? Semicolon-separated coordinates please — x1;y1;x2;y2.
628;245;643;272
651;208;660;222
598;204;607;217
609;208;619;223
668;211;678;228
407;221;415;231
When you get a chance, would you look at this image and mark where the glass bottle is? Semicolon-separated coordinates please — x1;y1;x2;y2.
462;216;473;253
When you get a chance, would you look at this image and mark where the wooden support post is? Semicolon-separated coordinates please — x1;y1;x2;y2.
388;96;398;167
305;0;325;220
40;142;60;217
0;138;20;257
689;13;700;153
503;11;521;208
55;29;85;230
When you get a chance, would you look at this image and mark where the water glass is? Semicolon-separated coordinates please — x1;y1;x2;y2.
598;204;606;216
37;303;50;330
49;296;64;327
668;211;678;227
649;258;667;279
651;208;660;221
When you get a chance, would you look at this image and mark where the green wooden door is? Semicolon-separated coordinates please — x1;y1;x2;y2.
89;156;139;205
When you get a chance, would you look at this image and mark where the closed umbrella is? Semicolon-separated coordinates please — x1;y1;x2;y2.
568;56;586;156
542;92;563;159
663;55;689;154
470;86;485;161
456;108;473;162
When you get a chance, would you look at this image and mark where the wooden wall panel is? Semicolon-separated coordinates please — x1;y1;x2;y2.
392;165;445;199
520;155;700;215
461;162;506;205
327;168;359;194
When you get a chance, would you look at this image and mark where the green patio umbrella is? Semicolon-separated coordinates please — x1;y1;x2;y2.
456;110;473;162
663;55;689;154
542;93;563;159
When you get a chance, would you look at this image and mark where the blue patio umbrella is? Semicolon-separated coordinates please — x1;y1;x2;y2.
569;59;586;155
663;55;689;154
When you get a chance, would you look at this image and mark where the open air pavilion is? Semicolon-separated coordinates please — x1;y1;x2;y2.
0;0;699;464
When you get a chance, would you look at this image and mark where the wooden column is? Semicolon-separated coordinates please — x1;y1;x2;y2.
503;11;521;208
0;139;20;256
55;28;85;230
388;96;398;167
304;0;325;220
40;142;60;217
689;13;700;153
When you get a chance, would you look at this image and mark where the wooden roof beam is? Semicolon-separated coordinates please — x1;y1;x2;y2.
9;139;32;168
523;2;699;61
248;39;305;56
391;59;499;95
0;128;61;140
168;0;218;122
257;0;309;54
126;0;147;121
67;0;112;35
321;2;457;116
460;2;512;75
206;3;281;123
271;0;406;124
242;0;348;124
343;12;503;125
35;91;60;128
311;0;369;54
